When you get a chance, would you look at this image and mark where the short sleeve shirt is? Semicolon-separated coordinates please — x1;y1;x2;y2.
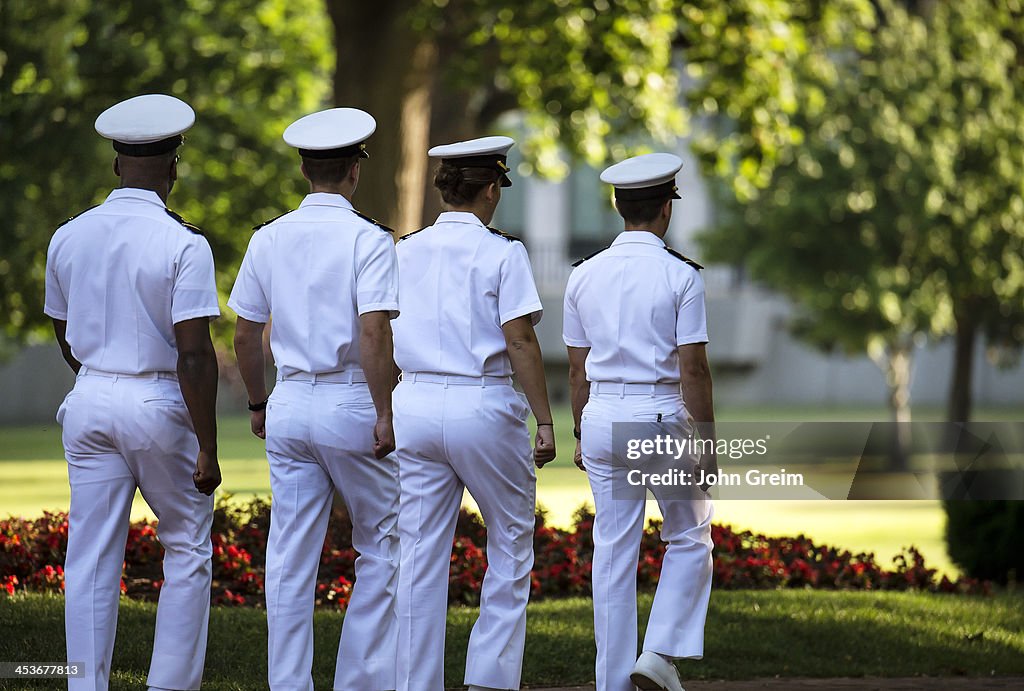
392;211;543;378
227;192;399;377
563;230;708;384
43;188;220;374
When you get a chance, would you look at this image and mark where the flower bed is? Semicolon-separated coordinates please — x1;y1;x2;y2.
0;497;987;608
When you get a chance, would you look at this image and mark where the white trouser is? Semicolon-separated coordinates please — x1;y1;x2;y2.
57;369;214;691
393;378;536;691
264;379;400;691
581;391;714;691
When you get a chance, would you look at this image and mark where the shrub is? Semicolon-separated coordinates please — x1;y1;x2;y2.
944;499;1024;585
0;496;990;609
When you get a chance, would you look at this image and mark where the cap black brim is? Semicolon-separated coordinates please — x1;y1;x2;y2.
113;135;183;157
299;142;368;160
500;173;512;188
614;180;679;202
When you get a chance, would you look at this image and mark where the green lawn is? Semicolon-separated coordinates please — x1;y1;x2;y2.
4;405;1022;576
1;590;1022;689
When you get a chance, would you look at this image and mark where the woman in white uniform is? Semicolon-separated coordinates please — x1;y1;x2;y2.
392;136;556;691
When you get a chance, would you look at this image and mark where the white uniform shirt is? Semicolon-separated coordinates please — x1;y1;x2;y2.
228;192;399;377
44;188;220;374
562;230;708;384
393;211;543;378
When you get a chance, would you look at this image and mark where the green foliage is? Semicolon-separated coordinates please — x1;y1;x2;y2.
693;0;1024;362
944;499;1024;585
679;0;877;201
0;0;332;344
410;0;689;178
904;0;1024;349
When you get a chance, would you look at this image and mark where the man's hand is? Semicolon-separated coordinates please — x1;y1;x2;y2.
373;414;396;459
193;450;221;495
573;439;585;472
360;311;397;460
250;409;266;439
533;425;556;468
698;451;718;494
567;346;590;474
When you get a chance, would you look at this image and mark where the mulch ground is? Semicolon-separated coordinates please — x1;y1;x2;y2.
522;679;1024;690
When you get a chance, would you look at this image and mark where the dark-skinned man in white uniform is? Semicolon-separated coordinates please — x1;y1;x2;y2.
45;94;222;691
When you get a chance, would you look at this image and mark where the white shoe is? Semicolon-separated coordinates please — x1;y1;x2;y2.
630;650;685;691
467;686;508;691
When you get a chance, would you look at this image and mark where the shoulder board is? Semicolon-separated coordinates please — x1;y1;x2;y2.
252;210;293;232
55;205;99;230
487;226;523;245
665;247;704;270
165;208;204;235
350;208;394;234
397;226;429;242
571;245;610;268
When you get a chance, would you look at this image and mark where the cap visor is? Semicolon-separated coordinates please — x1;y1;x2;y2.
671;189;681;199
500;173;512;188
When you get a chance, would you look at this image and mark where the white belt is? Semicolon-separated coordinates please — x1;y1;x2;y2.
590;381;679;396
403;372;513;387
78;366;176;381
277;369;366;384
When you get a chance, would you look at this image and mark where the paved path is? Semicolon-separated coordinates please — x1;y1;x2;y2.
521;679;1024;690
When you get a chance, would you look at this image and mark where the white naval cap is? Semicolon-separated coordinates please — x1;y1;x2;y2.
283;107;375;159
600;153;683;201
428;135;515;187
94;94;195;157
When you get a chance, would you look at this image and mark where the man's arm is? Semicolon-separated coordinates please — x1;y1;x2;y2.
234;316;268;439
390;358;401;391
51;319;81;374
679;342;717;492
567;345;590;471
174;317;220;495
360;311;396;460
503;315;556;467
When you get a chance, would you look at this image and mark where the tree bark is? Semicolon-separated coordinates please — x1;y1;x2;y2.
878;340;914;472
947;306;978;423
327;0;437;232
420;79;475;224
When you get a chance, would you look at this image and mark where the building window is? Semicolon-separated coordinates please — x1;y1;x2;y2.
569;163;619;258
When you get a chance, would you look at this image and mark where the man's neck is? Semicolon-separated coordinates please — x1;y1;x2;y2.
119;180;169;203
309;183;353;202
623;224;668;239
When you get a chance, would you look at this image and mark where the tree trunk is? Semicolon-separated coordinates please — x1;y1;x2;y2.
419;38;515;224
420;81;476;225
872;339;914;472
947;306;978;423
887;342;914;472
327;0;437;232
